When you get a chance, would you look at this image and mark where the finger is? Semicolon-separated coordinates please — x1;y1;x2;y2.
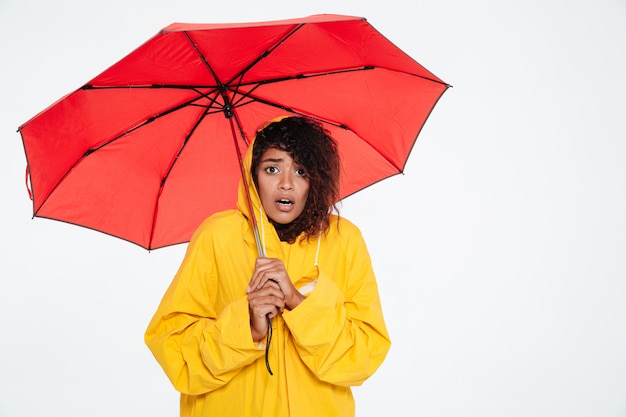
248;282;283;300
247;258;277;292
250;269;280;292
248;287;285;306
263;280;281;291
247;269;265;293
251;304;277;318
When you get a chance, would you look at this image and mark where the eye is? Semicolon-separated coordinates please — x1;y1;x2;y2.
265;166;279;174
295;168;307;177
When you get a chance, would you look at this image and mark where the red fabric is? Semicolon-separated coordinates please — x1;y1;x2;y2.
19;14;448;250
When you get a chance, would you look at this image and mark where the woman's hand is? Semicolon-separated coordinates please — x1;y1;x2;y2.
247;279;284;342
248;257;305;311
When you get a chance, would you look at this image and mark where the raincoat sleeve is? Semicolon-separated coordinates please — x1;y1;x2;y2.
282;221;391;387
144;216;263;396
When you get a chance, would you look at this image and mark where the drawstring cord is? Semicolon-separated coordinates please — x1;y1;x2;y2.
314;233;321;266
265;315;273;375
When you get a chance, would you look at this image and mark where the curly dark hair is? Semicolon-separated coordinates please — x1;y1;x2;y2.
251;116;341;243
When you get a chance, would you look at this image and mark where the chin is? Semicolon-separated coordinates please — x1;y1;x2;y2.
270;216;296;225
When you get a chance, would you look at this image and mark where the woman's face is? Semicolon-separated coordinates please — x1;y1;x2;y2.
256;147;310;225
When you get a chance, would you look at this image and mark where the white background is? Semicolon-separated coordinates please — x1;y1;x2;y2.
1;1;625;416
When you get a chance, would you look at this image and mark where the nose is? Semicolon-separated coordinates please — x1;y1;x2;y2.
278;173;293;190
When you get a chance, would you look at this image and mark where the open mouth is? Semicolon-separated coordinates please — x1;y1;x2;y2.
276;199;293;205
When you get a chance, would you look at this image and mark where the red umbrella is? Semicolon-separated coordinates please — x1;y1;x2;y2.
19;14;449;250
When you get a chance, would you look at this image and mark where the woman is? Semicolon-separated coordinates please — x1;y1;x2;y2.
145;116;390;417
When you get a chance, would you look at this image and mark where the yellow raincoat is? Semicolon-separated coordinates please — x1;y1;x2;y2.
145;138;391;417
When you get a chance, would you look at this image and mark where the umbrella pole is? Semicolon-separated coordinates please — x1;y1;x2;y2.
228;117;265;258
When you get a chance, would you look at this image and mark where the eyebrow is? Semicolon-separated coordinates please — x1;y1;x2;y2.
261;157;284;164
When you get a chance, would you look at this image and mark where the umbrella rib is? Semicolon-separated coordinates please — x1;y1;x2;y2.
224;23;306;87
182;31;238;118
182;31;222;86
226;66;447;118
82;84;221;90
148;106;211;249
82;89;219;155
230;89;348;130
82;84;235;120
244;66;375;88
226;67;377;124
232;66;449;89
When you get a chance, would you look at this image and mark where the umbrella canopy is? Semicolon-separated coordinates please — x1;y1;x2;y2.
19;14;449;250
